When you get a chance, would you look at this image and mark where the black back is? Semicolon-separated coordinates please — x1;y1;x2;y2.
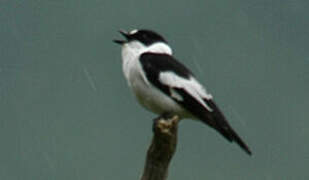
139;52;252;155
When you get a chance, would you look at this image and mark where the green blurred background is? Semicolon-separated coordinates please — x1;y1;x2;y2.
1;0;308;179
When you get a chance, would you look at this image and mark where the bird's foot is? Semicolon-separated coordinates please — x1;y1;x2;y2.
152;113;179;134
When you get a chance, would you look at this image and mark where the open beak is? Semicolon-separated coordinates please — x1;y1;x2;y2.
113;30;130;45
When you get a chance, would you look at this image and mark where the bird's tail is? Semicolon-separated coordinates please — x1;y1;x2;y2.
202;100;252;155
214;122;252;155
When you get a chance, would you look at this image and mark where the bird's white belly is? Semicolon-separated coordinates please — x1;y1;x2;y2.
121;45;192;118
128;70;191;118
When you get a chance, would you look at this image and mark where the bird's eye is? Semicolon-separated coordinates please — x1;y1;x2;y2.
142;34;148;39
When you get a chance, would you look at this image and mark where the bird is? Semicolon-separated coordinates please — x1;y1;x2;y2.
113;29;252;155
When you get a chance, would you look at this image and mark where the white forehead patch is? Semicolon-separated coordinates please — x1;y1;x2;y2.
129;29;138;34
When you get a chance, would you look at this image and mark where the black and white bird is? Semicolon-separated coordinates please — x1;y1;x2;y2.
114;29;251;155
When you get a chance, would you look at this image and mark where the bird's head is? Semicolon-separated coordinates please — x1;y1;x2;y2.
114;29;172;55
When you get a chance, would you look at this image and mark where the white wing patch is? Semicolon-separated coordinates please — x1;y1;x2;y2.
159;71;213;112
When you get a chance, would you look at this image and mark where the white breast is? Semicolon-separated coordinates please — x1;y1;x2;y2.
120;41;192;118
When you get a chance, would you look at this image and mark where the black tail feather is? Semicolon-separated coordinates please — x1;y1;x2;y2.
202;99;252;155
170;87;252;155
216;125;252;155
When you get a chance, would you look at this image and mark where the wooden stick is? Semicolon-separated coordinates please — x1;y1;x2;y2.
141;115;180;180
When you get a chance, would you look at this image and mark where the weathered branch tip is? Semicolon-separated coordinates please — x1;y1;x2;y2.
141;115;180;180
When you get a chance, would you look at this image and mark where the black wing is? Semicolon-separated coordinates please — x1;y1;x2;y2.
140;52;252;155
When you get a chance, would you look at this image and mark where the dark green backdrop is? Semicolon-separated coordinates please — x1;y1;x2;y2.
1;0;308;179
